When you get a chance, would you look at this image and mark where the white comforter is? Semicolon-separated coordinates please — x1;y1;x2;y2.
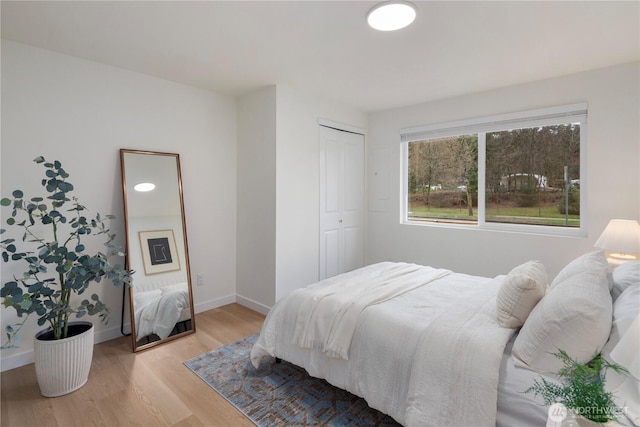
135;286;190;340
251;262;515;427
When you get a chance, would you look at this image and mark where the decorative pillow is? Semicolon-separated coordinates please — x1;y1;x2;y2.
134;289;162;307
496;260;547;328
512;251;612;373
602;284;640;356
602;284;640;426
549;250;612;290
611;261;640;301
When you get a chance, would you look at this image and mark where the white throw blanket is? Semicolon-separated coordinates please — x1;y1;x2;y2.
292;262;451;359
251;262;515;427
404;275;513;427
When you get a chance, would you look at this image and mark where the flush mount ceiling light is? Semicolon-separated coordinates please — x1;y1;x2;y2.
134;182;155;192
367;1;417;31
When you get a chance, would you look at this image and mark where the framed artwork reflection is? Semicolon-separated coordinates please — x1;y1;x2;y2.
139;230;181;275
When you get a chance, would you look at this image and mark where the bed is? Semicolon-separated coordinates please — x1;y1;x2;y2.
133;281;192;342
251;252;640;427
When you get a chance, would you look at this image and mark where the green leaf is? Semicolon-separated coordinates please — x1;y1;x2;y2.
0;198;10;207
58;182;73;192
40;288;53;297
6;218;15;226
34;156;45;164
20;299;33;310
12;190;23;199
28;282;43;293
0;282;17;297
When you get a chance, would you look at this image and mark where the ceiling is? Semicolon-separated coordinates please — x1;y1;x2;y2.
1;1;638;113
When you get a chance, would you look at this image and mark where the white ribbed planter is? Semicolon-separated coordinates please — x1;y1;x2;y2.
34;321;94;397
561;411;609;427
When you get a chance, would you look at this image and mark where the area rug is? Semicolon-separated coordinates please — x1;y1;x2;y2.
184;334;401;426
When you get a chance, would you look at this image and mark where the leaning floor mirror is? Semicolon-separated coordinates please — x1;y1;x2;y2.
120;149;196;351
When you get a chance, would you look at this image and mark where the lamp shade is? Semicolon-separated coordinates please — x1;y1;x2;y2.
594;219;640;258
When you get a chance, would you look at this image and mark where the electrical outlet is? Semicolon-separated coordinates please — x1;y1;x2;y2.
196;273;205;286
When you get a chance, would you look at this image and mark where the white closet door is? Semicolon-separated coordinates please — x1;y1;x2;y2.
319;125;364;280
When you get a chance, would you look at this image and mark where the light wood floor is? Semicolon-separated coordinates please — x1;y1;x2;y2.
1;303;265;427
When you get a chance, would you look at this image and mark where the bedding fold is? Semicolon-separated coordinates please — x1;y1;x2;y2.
291;263;451;359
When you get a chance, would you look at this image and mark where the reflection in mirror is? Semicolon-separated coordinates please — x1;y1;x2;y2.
120;149;195;352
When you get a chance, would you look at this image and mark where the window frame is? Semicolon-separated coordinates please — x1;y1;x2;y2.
400;103;588;237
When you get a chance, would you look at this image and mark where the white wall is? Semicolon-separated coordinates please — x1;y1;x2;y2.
274;86;367;301
236;85;367;308
236;87;277;310
367;62;640;279
1;40;237;370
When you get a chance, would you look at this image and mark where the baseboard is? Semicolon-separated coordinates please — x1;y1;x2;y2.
235;294;271;315
1;294;271;372
0;324;125;373
1;349;34;373
193;294;236;314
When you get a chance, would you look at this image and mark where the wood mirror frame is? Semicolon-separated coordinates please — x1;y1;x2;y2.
120;149;195;352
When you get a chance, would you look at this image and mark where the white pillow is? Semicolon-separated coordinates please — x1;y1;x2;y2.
161;282;188;294
611;261;640;301
496;260;547;328
549;250;612;290
134;289;162;307
602;284;640;426
602;284;640;356
512;251;612;373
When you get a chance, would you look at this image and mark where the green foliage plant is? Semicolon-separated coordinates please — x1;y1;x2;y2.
0;156;132;340
525;350;628;423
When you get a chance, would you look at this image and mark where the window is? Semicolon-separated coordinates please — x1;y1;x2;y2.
401;104;586;235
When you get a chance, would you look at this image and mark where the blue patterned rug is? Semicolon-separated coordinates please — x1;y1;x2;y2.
184;334;401;426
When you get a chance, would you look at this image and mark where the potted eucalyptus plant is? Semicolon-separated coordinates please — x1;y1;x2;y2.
526;350;628;426
0;156;131;397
